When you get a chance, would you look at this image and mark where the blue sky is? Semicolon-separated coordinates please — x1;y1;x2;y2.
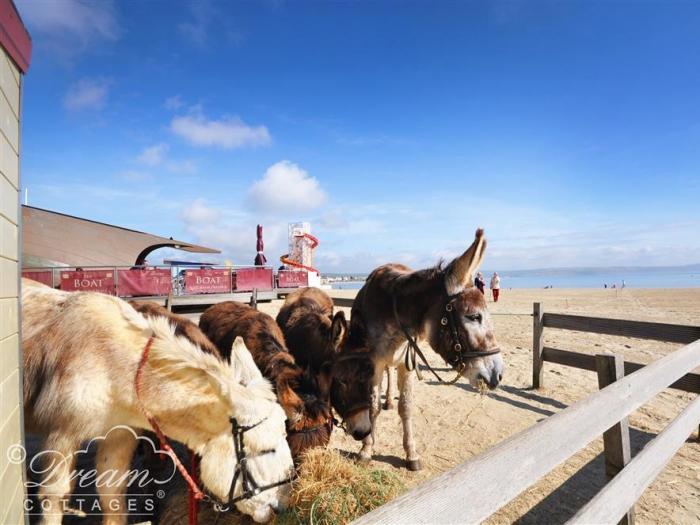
15;0;700;272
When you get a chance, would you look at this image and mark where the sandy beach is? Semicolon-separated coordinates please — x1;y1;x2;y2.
261;287;700;524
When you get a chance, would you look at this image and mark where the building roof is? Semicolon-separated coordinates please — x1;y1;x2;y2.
22;205;220;267
0;0;31;73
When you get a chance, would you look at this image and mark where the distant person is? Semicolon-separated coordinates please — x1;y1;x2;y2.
621;279;626;289
604;283;607;289
474;272;485;294
490;272;501;302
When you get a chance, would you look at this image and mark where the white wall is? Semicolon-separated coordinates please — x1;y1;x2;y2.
0;46;25;524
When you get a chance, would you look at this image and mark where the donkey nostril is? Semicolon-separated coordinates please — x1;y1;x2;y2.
498;373;503;382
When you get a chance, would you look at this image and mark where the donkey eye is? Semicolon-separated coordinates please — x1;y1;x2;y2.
466;313;482;323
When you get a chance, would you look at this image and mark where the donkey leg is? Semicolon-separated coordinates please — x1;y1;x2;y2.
397;365;422;471
37;432;79;525
358;383;380;463
96;428;138;525
383;366;395;410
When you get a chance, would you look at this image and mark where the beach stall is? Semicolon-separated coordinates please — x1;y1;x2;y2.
0;1;31;523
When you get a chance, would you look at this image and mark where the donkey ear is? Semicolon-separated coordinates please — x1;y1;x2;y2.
330;311;347;352
229;336;263;382
445;228;487;295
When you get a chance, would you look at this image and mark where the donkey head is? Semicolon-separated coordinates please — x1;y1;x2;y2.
318;350;375;441
428;229;504;389
198;337;294;523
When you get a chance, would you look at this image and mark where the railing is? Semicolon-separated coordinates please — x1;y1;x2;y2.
349;302;700;524
532;302;700;392
22;265;309;298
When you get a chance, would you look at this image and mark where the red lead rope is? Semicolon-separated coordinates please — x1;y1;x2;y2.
134;335;206;524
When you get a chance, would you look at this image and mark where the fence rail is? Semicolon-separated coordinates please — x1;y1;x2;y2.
543;312;700;345
533;304;700;391
353;339;700;524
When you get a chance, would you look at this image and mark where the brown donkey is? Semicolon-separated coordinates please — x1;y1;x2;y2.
200;301;333;458
131;301;220;356
277;288;376;441
350;229;504;470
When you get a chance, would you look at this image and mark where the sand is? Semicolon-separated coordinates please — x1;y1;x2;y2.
260;287;700;524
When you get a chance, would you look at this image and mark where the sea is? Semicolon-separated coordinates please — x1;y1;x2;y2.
329;267;700;290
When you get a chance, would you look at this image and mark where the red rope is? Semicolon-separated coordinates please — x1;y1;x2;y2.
134;335;206;525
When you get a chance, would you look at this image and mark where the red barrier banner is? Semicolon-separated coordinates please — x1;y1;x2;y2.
234;268;273;291
117;269;171;297
184;268;231;294
60;270;115;294
22;270;53;287
277;270;308;288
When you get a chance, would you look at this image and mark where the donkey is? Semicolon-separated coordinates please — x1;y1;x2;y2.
349;229;504;470
22;281;293;524
131;300;220;356
199;301;333;459
276;288;376;441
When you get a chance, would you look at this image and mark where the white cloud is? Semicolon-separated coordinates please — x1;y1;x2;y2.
120;170;151;182
137;143;169;166
179;198;288;265
170;114;271;149
63;78;110;111
181;198;222;225
135;143;196;174
178;1;214;47
17;0;119;58
164;95;185;111
248;161;327;214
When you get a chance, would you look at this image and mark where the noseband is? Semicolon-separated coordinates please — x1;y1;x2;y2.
392;293;501;384
210;416;293;515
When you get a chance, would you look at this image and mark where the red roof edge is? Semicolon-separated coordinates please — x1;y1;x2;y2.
0;0;32;74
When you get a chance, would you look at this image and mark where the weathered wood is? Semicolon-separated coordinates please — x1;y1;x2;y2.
596;353;634;525
331;297;355;308
543;346;597;371
351;340;700;525
532;302;544;388
249;288;258;310
542;313;700;345
542;347;700;394
568;394;700;525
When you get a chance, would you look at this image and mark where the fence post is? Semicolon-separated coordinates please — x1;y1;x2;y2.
532;302;544;389
596;352;634;525
250;288;258;310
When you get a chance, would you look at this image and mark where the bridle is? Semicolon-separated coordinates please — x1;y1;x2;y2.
210;417;293;515
332;403;372;433
392;292;501;384
134;335;292;525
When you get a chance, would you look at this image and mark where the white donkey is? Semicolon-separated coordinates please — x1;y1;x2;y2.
22;280;293;524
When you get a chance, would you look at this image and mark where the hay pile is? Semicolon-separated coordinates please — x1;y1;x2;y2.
277;448;404;525
157;448;404;525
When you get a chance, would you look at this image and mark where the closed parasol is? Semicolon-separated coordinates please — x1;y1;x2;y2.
254;224;267;266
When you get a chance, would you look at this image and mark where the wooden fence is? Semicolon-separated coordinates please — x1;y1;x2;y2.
349;301;700;524
532;302;700;393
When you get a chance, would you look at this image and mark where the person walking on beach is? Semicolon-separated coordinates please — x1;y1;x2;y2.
490;272;501;302
475;272;485;294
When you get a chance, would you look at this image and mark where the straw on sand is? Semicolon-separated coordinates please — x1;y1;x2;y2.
277;448;405;525
158;448;404;525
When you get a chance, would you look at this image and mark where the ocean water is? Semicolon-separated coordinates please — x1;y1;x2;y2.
330;269;700;289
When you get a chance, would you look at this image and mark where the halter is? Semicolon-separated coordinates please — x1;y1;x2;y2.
332;403;372;433
134;336;292;525
392;291;501;384
211;417;293;514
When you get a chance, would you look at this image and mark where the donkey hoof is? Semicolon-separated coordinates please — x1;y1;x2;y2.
357;454;371;466
406;459;423;471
